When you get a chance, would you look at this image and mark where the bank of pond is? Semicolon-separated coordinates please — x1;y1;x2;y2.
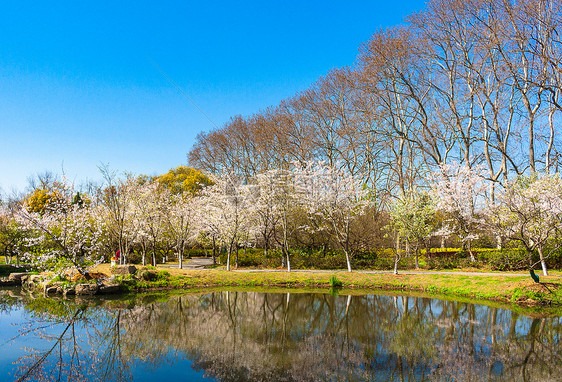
0;287;560;381
3;263;562;309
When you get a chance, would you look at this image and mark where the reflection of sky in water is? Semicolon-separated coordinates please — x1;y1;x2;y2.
130;356;209;382
0;291;559;382
0;304;214;382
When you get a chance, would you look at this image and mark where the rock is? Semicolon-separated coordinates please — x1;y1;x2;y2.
99;283;121;294
111;265;137;275
63;287;76;297
45;286;60;294
8;272;30;283
28;275;42;284
0;278;16;287
75;284;99;295
45;282;63;294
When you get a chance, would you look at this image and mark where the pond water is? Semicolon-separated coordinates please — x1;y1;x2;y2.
0;288;560;382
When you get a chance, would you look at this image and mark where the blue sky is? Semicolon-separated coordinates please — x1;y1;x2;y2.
0;0;426;194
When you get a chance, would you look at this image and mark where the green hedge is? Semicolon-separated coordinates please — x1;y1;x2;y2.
217;248;420;270
210;246;562;271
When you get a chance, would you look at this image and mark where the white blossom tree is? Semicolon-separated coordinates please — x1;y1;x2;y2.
15;181;105;275
165;193;201;269
201;174;251;271
247;171;281;258
491;173;562;276
248;169;300;271
99;167;139;265
430;162;487;262
296;162;370;272
131;181;169;266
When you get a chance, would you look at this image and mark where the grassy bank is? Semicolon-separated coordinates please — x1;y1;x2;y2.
93;264;562;310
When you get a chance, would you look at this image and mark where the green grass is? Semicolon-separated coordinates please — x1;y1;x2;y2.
106;268;562;312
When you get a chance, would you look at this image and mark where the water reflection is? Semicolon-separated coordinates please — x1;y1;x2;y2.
1;289;560;381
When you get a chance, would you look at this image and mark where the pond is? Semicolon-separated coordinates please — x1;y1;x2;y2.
0;288;560;381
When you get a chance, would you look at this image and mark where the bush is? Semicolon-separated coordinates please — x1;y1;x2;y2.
139;270;157;281
543;247;562;269
127;251;142;264
479;249;529;271
426;251;473;270
329;275;342;287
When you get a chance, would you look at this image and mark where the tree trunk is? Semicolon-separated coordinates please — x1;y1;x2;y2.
537;246;548;276
344;250;352;272
394;236;400;275
212;237;217;265
226;245;231;271
496;235;502;250
414;246;419;270
466;239;476;262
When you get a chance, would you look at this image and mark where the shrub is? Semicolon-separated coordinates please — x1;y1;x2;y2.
425;251;472;270
139;270;157;281
329;275;343;287
479;249;529;271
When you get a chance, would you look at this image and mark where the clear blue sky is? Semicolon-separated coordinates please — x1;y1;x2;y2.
0;0;426;194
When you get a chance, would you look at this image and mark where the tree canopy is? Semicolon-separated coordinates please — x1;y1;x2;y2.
156;166;213;195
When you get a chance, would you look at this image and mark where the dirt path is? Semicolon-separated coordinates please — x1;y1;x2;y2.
227;269;552;277
159;257;214;270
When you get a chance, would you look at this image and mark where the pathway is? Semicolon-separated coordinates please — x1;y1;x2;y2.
161;257;214;270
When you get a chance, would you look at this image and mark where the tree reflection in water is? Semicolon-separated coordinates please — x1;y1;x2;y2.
3;290;561;382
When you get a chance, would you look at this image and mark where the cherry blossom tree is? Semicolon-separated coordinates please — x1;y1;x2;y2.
99;167;138;265
165;193;201;269
430;162;487;262
248;169;299;271
127;181;154;266
201;174;251;271
491;173;562;276
247;171;281;258
131;181;169;266
296;162;370;272
15;181;105;275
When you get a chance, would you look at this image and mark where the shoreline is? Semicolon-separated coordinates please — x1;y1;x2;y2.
91;264;562;313
4;263;561;316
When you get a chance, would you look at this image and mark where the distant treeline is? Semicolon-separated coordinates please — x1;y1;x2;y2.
188;0;562;203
